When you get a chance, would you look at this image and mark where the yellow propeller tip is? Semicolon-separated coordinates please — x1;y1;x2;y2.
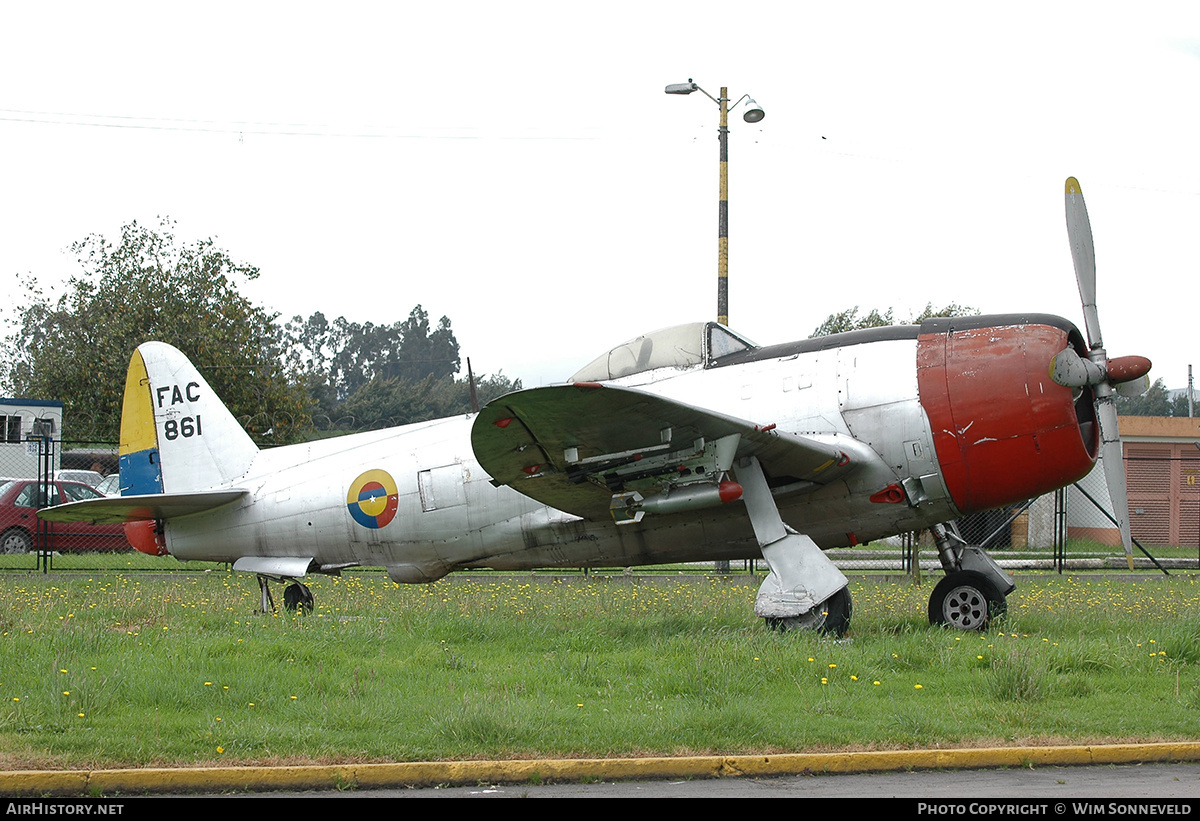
1065;177;1082;195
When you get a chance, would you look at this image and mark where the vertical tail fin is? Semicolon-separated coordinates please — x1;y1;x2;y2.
118;342;259;494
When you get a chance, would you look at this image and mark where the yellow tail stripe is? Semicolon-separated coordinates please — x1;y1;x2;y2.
120;350;158;457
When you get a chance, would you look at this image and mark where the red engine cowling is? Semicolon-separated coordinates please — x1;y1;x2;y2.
917;314;1098;515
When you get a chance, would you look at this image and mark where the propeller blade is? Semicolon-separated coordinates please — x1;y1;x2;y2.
1106;355;1153;386
1065;177;1102;350
1065;177;1138;569
1114;375;1151;398
1097;396;1134;568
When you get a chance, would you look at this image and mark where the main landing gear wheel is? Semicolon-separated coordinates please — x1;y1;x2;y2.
283;583;314;614
766;586;852;637
928;571;1006;631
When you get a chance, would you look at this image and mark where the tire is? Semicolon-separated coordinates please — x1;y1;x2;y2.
283;583;314;614
766;586;853;637
0;528;33;555
928;571;1006;630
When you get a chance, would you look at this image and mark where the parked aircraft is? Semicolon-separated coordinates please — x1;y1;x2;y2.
40;178;1149;635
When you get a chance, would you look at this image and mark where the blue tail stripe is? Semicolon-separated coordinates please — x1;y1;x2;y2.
119;449;163;495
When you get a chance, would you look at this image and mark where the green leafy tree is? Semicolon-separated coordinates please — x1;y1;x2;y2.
284;305;461;407
910;302;979;323
338;376;443;430
1175;391;1194;417
328;369;521;431
395;307;461;384
285;305;483;431
427;369;522;415
810;307;895;337
1114;378;1191;417
810;302;979;337
4;218;311;444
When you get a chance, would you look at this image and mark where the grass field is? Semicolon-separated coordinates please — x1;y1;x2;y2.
1;569;1198;770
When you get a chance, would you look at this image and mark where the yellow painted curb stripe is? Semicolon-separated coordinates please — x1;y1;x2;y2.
4;742;1200;796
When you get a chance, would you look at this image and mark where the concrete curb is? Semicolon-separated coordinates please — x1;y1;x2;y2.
3;742;1200;796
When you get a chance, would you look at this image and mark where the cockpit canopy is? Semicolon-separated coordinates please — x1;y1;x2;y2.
569;322;757;383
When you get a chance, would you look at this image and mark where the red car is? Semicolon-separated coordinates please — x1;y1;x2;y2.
0;479;133;553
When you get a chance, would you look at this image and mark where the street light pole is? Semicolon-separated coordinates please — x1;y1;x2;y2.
666;80;764;328
717;87;729;327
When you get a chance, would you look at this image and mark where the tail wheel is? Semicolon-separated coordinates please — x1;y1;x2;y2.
283;583;314;614
929;571;1006;631
1;528;33;554
766;586;852;637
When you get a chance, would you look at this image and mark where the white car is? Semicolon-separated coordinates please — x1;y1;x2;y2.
95;474;121;496
55;470;104;487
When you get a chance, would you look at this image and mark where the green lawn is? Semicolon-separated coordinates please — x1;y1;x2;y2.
1;570;1198;770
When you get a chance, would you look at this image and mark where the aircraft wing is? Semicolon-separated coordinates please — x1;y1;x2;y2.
37;489;250;525
471;382;869;521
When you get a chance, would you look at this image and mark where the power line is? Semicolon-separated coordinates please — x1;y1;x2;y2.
0;107;598;141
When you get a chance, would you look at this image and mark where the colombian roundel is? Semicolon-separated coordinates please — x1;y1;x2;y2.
346;469;399;529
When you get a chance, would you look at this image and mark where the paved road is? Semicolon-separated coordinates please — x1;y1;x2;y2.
175;762;1200;799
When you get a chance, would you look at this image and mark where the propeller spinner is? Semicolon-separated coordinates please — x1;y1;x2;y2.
1052;177;1152;569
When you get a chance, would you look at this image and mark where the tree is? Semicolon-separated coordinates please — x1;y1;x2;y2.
1114;378;1191;417
320;367;521;431
284;305;483;431
3;218;310;444
284;305;461;408
810;307;895;337
910;302;979;323
810;302;979;337
394;307;460;384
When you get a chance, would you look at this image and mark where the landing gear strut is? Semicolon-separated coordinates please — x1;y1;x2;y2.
736;455;851;637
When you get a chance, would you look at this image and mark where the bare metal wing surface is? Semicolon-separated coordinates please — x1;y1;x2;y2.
471;381;868;522
35;489;249;525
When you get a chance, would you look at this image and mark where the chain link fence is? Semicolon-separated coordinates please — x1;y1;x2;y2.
826;449;1199;574
0;437;146;571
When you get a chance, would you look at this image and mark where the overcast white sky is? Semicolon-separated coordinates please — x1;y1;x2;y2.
1;2;1197;393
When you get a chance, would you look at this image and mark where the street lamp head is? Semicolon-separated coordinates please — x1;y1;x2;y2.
742;98;765;123
665;81;698;95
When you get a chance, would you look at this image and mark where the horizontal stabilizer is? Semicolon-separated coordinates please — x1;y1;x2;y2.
37;489;249;525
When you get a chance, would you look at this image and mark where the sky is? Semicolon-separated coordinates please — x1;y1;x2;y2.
1;2;1197;394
